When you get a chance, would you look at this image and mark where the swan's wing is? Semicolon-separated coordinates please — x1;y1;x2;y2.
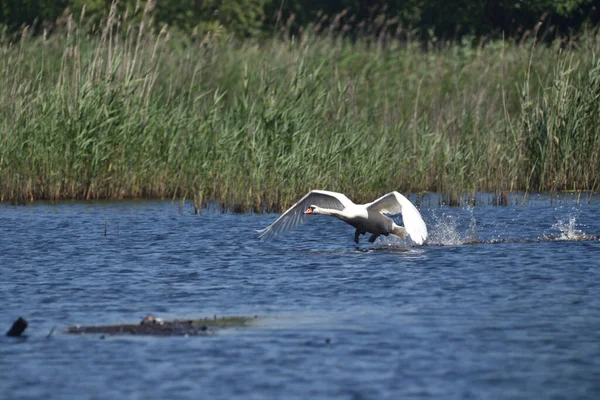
366;191;428;245
257;190;355;240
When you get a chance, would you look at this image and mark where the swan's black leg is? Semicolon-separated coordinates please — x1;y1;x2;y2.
368;234;380;243
354;229;360;244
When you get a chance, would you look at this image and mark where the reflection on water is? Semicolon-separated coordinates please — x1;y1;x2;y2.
1;194;600;399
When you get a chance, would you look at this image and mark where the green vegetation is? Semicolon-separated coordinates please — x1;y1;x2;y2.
0;5;599;210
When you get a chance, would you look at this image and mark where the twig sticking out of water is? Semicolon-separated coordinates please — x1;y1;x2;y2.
46;326;56;339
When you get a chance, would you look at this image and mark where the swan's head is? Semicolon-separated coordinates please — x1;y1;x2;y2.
303;205;319;214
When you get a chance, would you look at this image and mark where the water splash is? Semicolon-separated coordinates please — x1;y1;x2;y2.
370;234;412;250
548;216;594;241
426;212;596;246
356;210;594;250
427;208;478;246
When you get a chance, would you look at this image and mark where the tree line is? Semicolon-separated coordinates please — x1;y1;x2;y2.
0;0;598;39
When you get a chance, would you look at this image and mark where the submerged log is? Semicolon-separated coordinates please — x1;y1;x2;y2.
67;315;255;336
7;317;28;337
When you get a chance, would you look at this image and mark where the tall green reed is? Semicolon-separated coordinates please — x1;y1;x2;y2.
0;3;598;210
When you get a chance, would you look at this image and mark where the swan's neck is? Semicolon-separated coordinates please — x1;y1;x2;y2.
314;207;344;218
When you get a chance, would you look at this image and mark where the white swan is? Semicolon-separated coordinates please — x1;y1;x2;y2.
258;190;428;244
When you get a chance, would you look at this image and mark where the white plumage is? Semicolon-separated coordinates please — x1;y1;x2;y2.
257;190;427;245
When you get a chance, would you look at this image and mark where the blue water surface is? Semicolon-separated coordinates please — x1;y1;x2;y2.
1;193;599;399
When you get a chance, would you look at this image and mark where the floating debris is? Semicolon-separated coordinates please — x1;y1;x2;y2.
67;315;256;336
140;315;163;325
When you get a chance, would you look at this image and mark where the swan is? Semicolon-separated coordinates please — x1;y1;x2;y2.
257;190;428;244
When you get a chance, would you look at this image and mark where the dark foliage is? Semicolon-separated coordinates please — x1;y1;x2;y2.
0;0;598;39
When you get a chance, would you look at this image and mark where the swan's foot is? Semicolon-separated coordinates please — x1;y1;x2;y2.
354;230;367;244
368;234;380;243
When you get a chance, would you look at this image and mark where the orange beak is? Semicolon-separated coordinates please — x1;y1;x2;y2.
303;207;313;214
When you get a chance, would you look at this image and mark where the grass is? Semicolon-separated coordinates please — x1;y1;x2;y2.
1;4;599;211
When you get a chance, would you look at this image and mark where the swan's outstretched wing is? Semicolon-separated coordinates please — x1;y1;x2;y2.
366;191;428;245
257;190;355;240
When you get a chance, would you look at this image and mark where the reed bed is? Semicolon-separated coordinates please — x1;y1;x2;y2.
1;5;599;211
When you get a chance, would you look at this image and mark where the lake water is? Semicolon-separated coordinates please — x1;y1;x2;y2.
1;193;599;399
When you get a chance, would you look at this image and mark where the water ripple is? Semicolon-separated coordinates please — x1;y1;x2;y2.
1;197;600;399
